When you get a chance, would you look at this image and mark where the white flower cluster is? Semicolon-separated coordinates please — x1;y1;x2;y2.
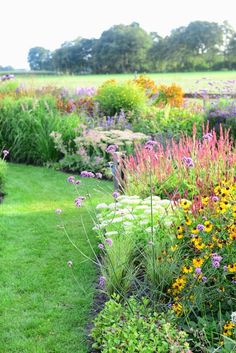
231;312;236;324
94;195;180;235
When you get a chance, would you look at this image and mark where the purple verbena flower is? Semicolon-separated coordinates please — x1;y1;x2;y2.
212;196;219;202
99;276;106;288
145;140;158;151
195;267;202;274
105;238;113;247
98;243;104;250
183;156;194;168
55;208;62;214
203;132;213;141
197;224;205;231
75;180;81;185
212;253;222;262
202;276;207;282
95;172;102;179
67;176;75;183
80;171;95;178
80;171;89;177
112;191;120;199
74;196;85;207
106;144;118;153
2;149;9;157
212;261;220;268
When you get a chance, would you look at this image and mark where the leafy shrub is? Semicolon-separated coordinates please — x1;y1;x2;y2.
95;81;147;117
155;83;184;107
51;127;148;174
131;105;204;138
91;295;190;353
0;96;80;164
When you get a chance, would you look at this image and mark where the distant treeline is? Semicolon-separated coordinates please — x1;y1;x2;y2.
27;21;236;74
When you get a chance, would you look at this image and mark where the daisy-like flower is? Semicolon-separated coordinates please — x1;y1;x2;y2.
192;258;204;268
182;265;193;274
204;221;213;232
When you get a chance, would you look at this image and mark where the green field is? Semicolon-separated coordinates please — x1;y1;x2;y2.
8;71;236;92
0;164;112;353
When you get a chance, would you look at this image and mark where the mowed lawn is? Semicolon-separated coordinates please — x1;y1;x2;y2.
13;71;236;92
0;164;112;353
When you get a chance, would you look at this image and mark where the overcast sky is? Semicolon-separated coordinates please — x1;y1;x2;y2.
1;0;236;69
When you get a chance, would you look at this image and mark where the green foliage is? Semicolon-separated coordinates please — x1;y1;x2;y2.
26;21;236;73
91;295;190;353
96;81;147;116
0;96;80;164
0;80;19;94
28;46;53;71
132;105;204;138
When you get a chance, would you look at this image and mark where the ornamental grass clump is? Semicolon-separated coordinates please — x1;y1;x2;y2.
122;126;236;198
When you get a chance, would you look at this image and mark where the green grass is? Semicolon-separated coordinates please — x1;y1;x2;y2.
0;163;112;353
9;71;236;91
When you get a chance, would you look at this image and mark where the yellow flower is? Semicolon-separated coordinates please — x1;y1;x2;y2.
176;233;183;240
191;227;199;235
195;242;205;250
182;265;193;274
223;329;233;336
214;185;222;196
170;245;178;252
180;199;191;210
204;221;213;232
185;217;191;226
217;240;224;248
172;302;183;316
177;225;184;233
229;232;236;241
217;203;227;214
224;321;235;330
202;196;209;206
227;263;236;272
192;258;204;268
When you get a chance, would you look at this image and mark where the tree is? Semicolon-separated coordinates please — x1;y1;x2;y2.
52;38;96;73
93;23;152;73
28;47;53;71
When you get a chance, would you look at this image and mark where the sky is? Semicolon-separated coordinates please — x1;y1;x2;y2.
1;0;236;69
